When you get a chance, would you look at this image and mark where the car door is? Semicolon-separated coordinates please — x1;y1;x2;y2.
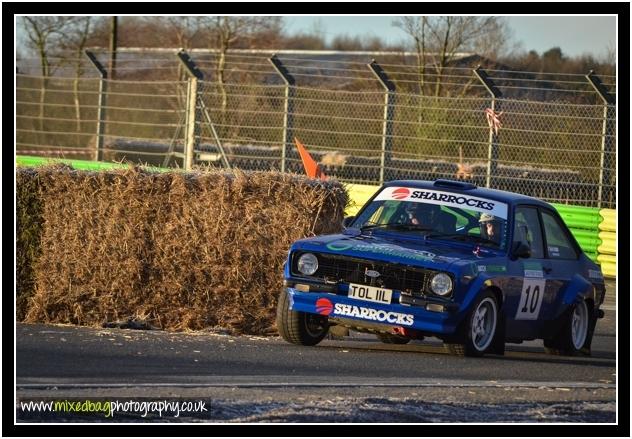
505;206;562;340
537;207;583;322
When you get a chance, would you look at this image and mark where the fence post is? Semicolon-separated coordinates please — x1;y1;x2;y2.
84;50;107;162
269;55;295;173
183;77;198;171
177;50;231;170
177;51;203;171
368;60;396;185
473;66;502;188
585;70;616;208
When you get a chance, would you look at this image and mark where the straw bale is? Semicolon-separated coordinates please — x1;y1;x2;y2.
19;166;347;334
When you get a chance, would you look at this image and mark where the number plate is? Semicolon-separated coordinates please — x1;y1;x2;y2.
348;283;393;305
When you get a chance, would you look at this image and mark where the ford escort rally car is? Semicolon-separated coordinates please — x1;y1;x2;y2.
276;179;606;357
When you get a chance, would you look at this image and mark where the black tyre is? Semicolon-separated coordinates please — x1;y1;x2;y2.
544;299;592;356
276;290;328;346
445;290;498;357
376;333;411;345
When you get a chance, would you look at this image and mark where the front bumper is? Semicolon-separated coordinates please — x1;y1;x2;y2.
286;287;461;335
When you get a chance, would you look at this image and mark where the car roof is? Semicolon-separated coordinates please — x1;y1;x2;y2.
383;179;554;210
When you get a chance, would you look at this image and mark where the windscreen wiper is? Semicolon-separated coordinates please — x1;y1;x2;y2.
425;232;498;246
360;223;434;233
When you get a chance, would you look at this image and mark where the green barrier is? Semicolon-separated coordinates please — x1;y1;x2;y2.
552;203;602;230
569;230;602;255
569;228;600;241
552;203;601;214
557;216;602;231
16;155;168;173
574;240;601;255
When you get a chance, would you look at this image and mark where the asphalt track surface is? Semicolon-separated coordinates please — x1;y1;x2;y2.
16;279;617;422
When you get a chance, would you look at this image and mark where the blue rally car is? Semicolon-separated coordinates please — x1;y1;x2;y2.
276;179;606;357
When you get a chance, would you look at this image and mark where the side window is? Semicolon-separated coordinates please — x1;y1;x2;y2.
513;207;544;259
541;210;579;259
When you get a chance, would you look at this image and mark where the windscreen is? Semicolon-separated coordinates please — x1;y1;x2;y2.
352;186;509;250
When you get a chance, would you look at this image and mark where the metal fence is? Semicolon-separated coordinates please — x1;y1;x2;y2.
16;49;616;208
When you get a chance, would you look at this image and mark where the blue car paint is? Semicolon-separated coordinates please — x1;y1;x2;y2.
283;180;604;343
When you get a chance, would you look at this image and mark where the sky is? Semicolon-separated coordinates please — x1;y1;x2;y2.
15;15;617;60
283;15;617;59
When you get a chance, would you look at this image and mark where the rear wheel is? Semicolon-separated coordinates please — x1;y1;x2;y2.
445;290;498;357
276;290;328;346
376;333;411;345
544;299;591;356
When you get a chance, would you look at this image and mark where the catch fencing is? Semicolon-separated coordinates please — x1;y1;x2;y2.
16;49;617;208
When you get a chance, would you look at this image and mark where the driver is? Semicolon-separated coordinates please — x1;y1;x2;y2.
403;202;455;233
404;202;437;226
479;213;502;244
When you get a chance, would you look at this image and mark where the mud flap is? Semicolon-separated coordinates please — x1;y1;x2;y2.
489;313;506;355
580;313;598;356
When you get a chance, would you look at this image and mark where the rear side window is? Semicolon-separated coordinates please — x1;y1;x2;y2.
513;207;545;259
541;210;579;259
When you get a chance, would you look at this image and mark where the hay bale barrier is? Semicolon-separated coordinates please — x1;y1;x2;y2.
17;166;348;334
16;167;46;320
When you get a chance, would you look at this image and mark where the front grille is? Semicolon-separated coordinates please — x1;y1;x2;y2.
291;252;432;294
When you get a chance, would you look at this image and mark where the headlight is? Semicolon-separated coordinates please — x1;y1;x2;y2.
430;273;453;296
297;253;318;276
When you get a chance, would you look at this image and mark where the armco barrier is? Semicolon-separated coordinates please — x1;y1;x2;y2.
345;185;615;276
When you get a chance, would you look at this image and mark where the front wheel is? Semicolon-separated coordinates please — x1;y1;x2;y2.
445;290;498;357
544;299;592;356
276;290;329;346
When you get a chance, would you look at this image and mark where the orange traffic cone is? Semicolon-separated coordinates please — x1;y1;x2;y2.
294;137;327;180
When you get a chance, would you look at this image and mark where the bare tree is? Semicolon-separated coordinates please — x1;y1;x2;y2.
58;17;95;132
394;17;428;95
199;16;283;111
148;17;205;115
395;16;511;96
21;16;69;131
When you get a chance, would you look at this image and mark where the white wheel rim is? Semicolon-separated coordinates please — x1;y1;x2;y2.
471;297;497;351
571;300;589;350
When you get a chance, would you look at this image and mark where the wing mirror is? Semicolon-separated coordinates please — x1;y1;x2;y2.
342;216;355;229
511;241;531;259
